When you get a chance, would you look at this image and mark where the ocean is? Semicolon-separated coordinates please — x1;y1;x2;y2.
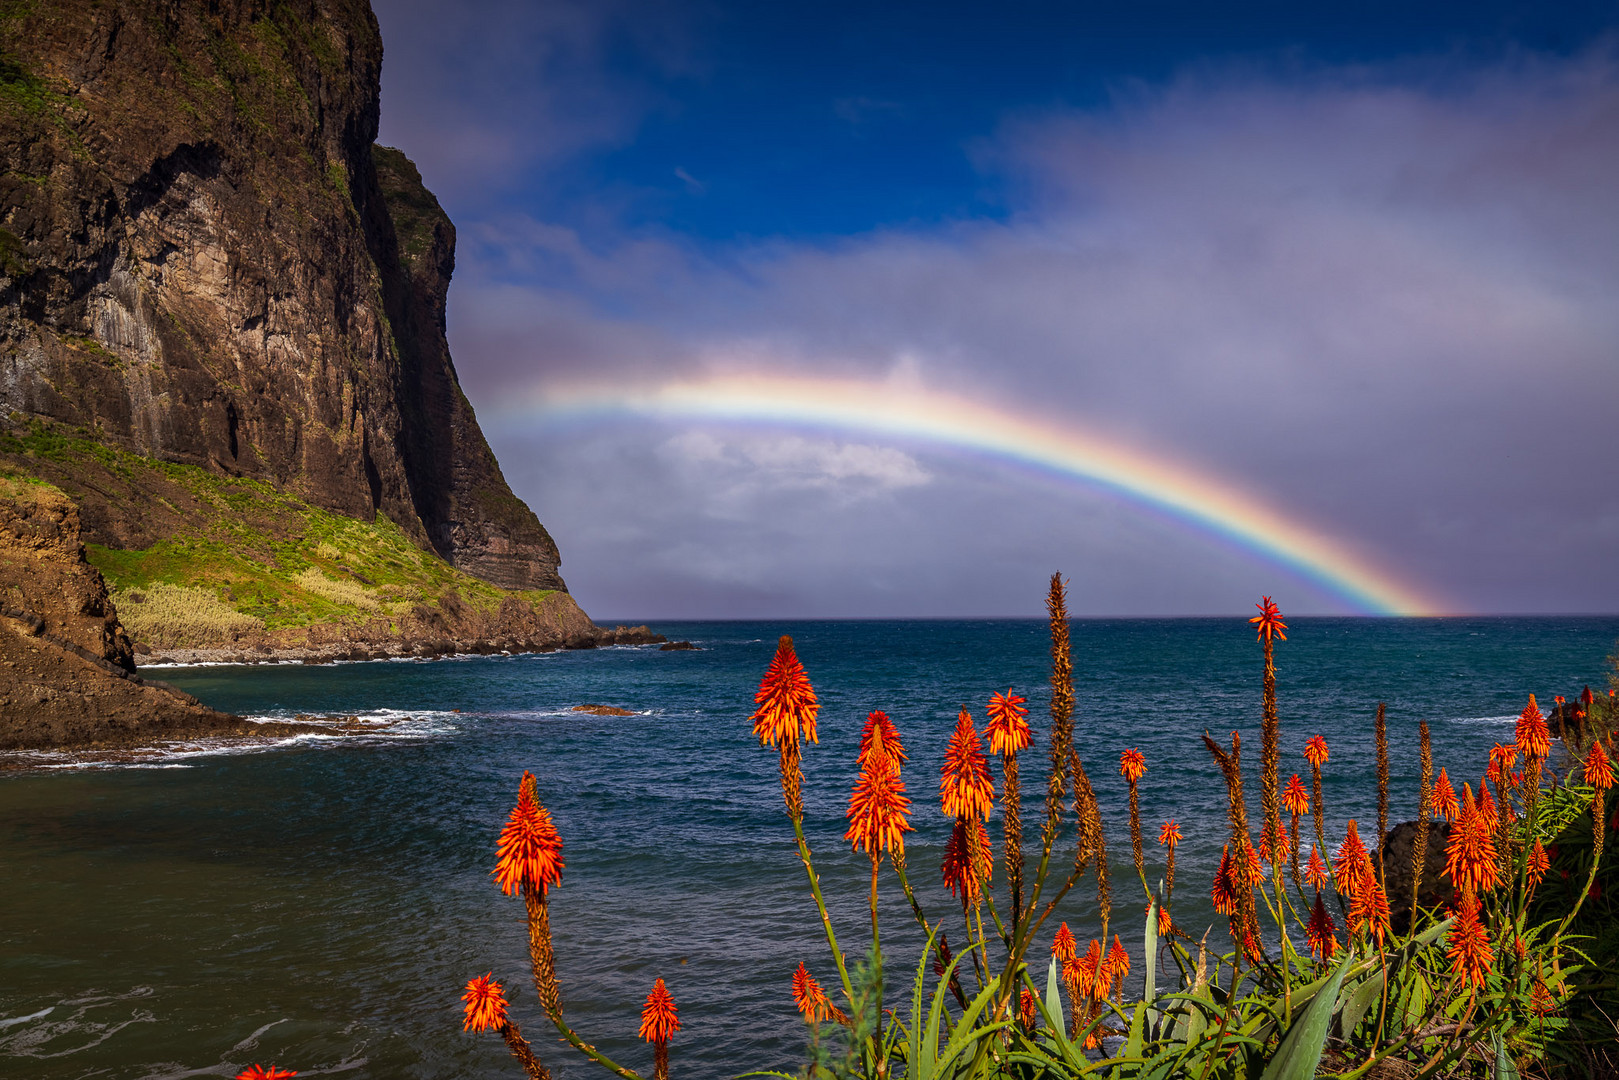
2;616;1616;1078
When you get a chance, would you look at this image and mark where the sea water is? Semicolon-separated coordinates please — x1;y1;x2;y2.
2;617;1616;1078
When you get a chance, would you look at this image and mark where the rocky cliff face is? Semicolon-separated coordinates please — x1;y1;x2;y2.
0;0;563;590
0;476;235;748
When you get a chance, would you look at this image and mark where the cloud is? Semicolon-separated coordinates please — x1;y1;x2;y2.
457;47;1619;615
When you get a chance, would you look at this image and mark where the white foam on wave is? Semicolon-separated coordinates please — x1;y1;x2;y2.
0;987;156;1059
1446;714;1520;726
5;709;469;770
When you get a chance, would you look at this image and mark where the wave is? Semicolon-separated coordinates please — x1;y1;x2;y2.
4;709;468;770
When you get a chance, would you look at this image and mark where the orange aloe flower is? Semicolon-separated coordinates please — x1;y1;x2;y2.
1303;736;1328;769
1475;778;1499;832
1487;743;1519;789
1446;784;1503;895
846;728;913;857
1586;740;1614;793
237;1069;297;1080
1158;818;1182;849
1517;696;1551;760
1447;893;1493;990
751;636;819;747
1018;988;1039;1028
1250;596;1288;642
639;977;680;1045
1235;837;1266;890
1119;748;1146;784
1527;839;1549;890
1332;820;1373;901
493;772;565;897
1432;768;1459;822
1351;870;1392;944
1306;892;1338;961
462;973;509;1033
1530;981;1558;1017
942;816;992;903
940;709;994;820
1052;921;1077;965
791;963;847;1025
1072;938;1106;1002
1211;845;1240;916
1104;935;1130;999
858;710;907;766
1305;845;1329;892
1282;775;1309;818
985;690;1031;755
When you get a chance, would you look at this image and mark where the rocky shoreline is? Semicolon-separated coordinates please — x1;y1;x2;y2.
136;624;667;667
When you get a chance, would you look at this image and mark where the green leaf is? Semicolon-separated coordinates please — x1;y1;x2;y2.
1259;952;1352;1080
1337;970;1385;1041
1144;896;1159;1008
1492;1032;1522;1080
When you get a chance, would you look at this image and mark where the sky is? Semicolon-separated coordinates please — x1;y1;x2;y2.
371;0;1619;619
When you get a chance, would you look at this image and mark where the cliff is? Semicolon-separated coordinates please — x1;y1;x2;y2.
0;0;562;591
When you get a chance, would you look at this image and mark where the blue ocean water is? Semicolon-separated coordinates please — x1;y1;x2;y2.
1;616;1616;1079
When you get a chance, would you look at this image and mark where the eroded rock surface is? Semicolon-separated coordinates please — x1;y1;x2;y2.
0;0;564;591
0;479;243;748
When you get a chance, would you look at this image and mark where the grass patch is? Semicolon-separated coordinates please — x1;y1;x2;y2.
0;424;557;644
112;582;265;647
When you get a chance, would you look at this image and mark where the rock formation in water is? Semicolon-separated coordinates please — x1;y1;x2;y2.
0;0;560;590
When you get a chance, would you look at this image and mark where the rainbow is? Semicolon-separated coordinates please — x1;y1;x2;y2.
499;373;1440;616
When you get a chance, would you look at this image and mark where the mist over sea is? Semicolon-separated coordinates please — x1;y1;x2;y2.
3;616;1616;1078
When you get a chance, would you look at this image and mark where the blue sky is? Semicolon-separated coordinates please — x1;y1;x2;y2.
373;0;1619;618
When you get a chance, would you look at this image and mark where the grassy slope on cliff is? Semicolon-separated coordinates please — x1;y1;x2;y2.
0;423;556;647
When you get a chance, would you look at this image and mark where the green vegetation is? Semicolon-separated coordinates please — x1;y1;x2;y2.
373;144;445;259
0;425;553;644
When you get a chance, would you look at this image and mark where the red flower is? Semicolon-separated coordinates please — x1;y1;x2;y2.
941;816;992;904
1211;845;1240;916
858;710;907;766
1447;894;1493;990
1445;783;1503;895
1052;921;1077;964
1585;740;1614;793
493;772;565;897
1527;839;1549;889
1104;935;1130;998
1158;818;1182;849
1305;846;1329;892
1332;820;1374;902
985;690;1031;755
1303;736;1328;770
461;973;509;1033
1517;696;1551;760
1250;596;1287;643
845;725;913;857
639;977;679;1045
1282;774;1310;818
1475;778;1499;832
1487;743;1519;788
1582;686;1595;707
751;636;819;747
1306;892;1338;961
1432;768;1459;822
940;709;994;820
1119;748;1146;784
237;1069;297;1080
791;962;847;1025
1018;988;1038;1028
